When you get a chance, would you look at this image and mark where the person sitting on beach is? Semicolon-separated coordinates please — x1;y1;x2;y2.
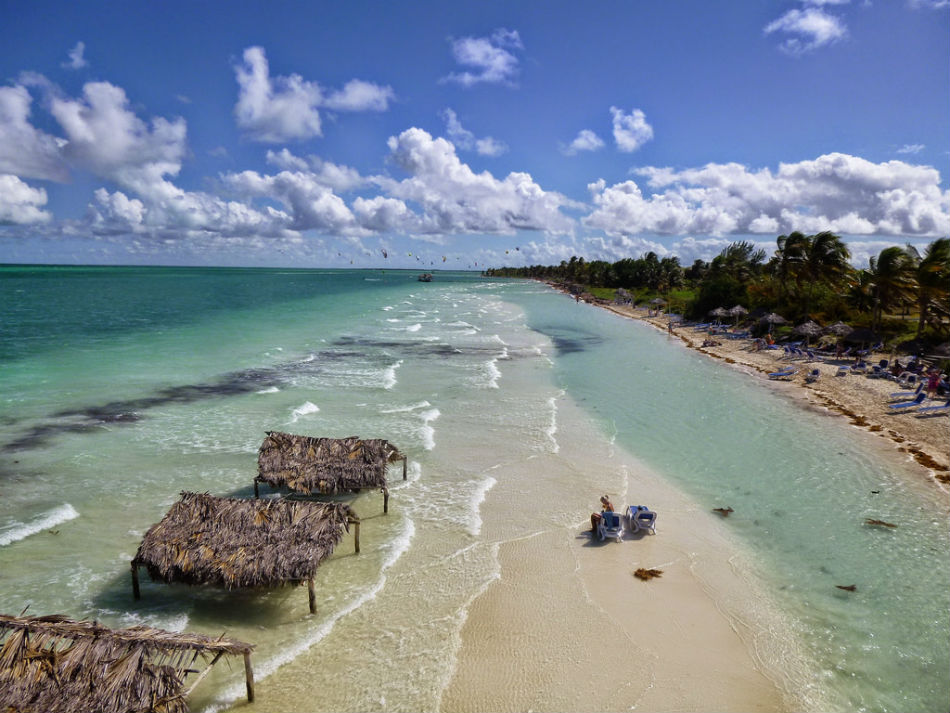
590;495;615;533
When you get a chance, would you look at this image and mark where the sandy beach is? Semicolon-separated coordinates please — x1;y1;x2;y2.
600;303;948;487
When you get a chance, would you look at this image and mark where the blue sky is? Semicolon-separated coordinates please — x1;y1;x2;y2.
0;0;947;269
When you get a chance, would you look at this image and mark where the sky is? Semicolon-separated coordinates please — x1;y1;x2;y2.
0;0;947;270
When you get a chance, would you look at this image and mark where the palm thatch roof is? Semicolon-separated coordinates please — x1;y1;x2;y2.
0;613;254;713
255;431;405;497
132;492;355;591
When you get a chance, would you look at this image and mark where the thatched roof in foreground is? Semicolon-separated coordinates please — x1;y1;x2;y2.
256;432;405;495
0;613;251;713
132;492;354;589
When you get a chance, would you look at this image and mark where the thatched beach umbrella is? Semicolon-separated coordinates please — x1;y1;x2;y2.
826;321;853;337
728;304;748;326
709;306;728;325
843;327;880;350
758;312;786;334
794;320;822;346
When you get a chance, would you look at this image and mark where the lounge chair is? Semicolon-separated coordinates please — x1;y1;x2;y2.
805;368;821;383
888;393;927;411
851;360;868;374
624;505;657;535
916;399;950;417
769;367;798;380
888;383;923;401
597;510;624;542
835;365;850;377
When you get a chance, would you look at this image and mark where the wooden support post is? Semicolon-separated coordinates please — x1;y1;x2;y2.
183;651;223;698
383;487;389;515
402;456;408;480
353;519;361;554
244;651;255;703
131;563;140;600
253;478;259;499
307;578;316;614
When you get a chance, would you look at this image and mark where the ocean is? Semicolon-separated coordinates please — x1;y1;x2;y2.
0;266;947;712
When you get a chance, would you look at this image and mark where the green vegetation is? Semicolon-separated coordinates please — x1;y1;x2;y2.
486;235;950;351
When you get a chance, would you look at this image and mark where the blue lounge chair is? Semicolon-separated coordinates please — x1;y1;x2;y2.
769;367;798;380
835;365;850;377
805;368;821;383
597;510;624;542
916;399;950;417
888;383;923;401
888;393;927;411
624;505;657;535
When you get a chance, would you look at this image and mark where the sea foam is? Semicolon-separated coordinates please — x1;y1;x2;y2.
420;408;440;450
290;401;320;422
0;504;80;547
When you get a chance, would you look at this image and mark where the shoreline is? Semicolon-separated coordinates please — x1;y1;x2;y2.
567;293;948;489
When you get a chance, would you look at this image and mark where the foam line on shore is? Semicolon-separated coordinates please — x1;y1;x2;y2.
0;504;79;547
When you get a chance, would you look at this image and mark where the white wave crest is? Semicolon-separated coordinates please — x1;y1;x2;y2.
0;504;79;547
290;401;320;422
420;408;440;450
546;395;559;453
468;476;497;536
382;360;403;390
379;400;431;414
256;386;280;394
406;324;422;332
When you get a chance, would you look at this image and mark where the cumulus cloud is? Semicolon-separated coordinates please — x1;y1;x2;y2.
610;107;653;152
441;108;508;156
562;129;605;155
0;174;50;224
443;28;523;87
264;149;365;191
583;153;950;238
62;41;88;70
764;7;847;54
380;127;575;235
896;143;925;154
233;46;393;143
0;85;68;181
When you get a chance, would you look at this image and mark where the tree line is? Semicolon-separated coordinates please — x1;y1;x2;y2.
485;233;950;346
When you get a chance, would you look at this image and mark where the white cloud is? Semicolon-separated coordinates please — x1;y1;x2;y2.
0;174;50;224
764;7;847;54
896;143;925;154
264;149;365;191
583;153;950;238
562;129;605;155
322;79;394;112
233;47;394;143
0;85;68;181
610;107;654;153
441;108;508;156
908;0;950;8
381;127;574;236
443;29;523;87
62;41;88;70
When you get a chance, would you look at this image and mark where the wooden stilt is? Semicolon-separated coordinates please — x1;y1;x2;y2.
131;563;140;600
402;456;408;480
307;578;316;614
253;478;259;499
243;651;255;703
353;519;361;554
183;651;223;697
383;487;389;515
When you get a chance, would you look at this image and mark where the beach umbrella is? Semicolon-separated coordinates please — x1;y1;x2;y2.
825;321;853;337
842;327;880;350
758;312;786;334
793;320;822;346
709;306;728;326
728;304;748;326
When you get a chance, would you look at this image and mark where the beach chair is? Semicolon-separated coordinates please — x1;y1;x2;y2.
897;373;919;389
888;393;927;411
624;505;657;535
916;399;950;417
597;510;624;542
888;383;923;401
768;367;797;380
851;360;868;374
835;365;850;377
805;368;821;383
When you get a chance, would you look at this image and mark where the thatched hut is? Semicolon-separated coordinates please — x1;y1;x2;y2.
0;613;255;712
254;432;407;513
131;492;358;614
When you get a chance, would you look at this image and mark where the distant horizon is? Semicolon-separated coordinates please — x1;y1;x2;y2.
1;1;947;270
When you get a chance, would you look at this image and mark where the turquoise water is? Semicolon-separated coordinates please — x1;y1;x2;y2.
0;266;946;712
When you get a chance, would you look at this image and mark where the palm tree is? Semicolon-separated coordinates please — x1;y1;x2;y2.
867;246;917;333
772;231;808;301
909;238;950;338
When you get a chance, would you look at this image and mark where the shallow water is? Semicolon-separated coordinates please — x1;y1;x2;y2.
0;267;946;712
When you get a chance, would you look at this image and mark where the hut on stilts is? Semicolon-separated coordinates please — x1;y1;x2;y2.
254;432;407;513
0;613;255;712
131;492;358;614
